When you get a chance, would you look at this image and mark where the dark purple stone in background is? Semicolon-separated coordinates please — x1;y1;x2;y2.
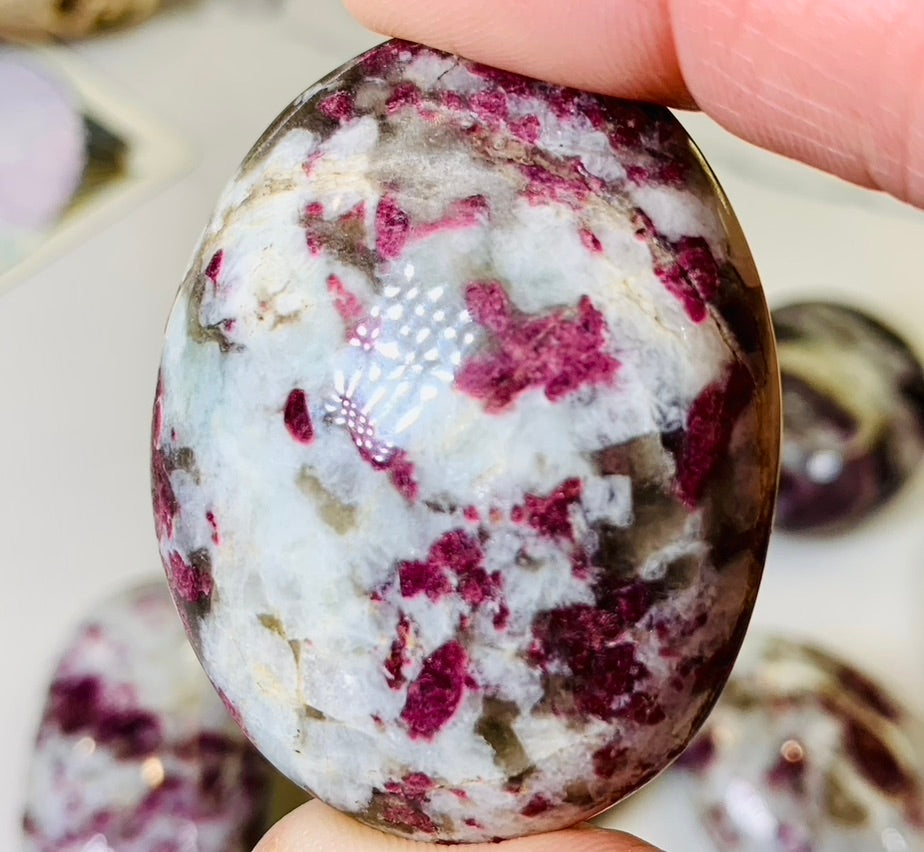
675;636;924;851
774;301;924;532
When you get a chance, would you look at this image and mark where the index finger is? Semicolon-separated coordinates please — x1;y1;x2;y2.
254;799;661;852
343;0;924;208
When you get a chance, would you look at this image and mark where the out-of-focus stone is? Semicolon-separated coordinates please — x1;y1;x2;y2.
0;0;160;39
22;582;274;851
676;635;924;851
0;53;85;233
774;301;924;532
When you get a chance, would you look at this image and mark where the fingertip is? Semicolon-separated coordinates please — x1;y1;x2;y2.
343;0;694;106
253;799;660;852
670;0;924;204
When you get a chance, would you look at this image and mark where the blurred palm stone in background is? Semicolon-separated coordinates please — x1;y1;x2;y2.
675;635;924;851
0;0;160;39
22;582;278;851
0;48;128;277
773;302;924;533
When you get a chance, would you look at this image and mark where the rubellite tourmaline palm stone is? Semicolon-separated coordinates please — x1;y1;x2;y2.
22;582;273;851
773;301;924;533
675;636;924;851
152;40;780;842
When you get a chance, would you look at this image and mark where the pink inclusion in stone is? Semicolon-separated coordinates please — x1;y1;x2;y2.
456;282;619;411
283;389;315;444
672;236;720;301
151;450;177;541
399;530;484;600
397;529;505;618
168;551;213;604
469;89;509;124
592;741;628;779
359;40;413;75
509;115;541;144
649;230;722;324
530;605;649;722
580;228;604;253
319;90;355;123
387;82;422;113
384;614;413;689
203;249;224;287
326;273;366;336
205;511;221;546
674;362;753;506
513;478;583;541
400;641;470;739
355;442;419;503
385;772;435;799
520;795;552;817
151;377;177;541
415;195;489;240
384;450;419;502
375;196;411;260
521;164;593;207
381;801;438;835
399;558;454;601
379;773;440;833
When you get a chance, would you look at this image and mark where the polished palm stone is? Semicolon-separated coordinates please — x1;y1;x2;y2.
152;40;780;842
22;582;273;851
676;636;924;851
774;302;924;532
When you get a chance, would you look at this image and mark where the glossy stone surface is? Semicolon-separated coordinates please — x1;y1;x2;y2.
152;40;779;842
676;636;924;851
23;582;272;851
774;301;924;532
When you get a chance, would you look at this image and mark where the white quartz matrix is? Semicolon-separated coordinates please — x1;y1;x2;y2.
153;40;780;842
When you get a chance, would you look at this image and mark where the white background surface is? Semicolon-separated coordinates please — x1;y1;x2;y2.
1;2;923;848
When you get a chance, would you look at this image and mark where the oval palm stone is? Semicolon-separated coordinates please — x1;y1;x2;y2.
152;40;780;842
774;301;924;532
676;635;924;850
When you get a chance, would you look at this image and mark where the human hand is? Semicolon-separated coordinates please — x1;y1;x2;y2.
255;799;660;851
342;0;924;209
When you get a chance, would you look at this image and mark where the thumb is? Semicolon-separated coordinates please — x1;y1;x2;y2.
254;799;660;852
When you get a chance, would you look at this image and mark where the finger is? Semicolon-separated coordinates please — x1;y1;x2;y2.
343;0;924;207
253;799;661;852
341;0;693;107
672;0;924;206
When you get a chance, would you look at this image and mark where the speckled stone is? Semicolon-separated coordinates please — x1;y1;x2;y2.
22;582;273;851
676;636;924;851
152;40;780;842
0;0;160;39
774;302;924;532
